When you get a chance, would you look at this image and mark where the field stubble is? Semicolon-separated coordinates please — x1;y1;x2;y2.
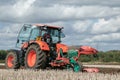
0;69;120;80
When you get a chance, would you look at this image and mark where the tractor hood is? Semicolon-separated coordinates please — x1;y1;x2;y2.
56;43;68;53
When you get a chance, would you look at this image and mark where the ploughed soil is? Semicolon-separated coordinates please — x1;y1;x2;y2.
99;68;120;73
0;65;5;69
0;65;120;73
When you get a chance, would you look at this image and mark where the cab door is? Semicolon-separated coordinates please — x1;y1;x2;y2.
16;25;32;48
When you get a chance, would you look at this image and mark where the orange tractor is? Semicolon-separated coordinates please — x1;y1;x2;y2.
5;24;99;72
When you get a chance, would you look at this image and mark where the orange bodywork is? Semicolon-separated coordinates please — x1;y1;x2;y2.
79;46;98;55
21;40;50;51
50;58;70;67
21;42;29;49
56;43;68;53
83;68;99;73
35;41;50;51
50;44;70;67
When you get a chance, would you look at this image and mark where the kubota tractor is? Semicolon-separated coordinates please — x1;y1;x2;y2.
5;24;99;72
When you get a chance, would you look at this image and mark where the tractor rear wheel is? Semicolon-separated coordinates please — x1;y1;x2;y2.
25;44;47;69
5;50;20;69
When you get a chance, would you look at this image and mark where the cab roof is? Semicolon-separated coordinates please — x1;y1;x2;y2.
33;24;63;29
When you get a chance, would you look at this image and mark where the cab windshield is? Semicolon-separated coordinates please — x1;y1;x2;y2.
47;28;60;43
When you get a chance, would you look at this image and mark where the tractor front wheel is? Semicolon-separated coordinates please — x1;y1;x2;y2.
25;44;47;69
5;50;20;69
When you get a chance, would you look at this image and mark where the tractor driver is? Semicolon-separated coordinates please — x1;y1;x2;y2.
42;27;56;60
42;27;52;44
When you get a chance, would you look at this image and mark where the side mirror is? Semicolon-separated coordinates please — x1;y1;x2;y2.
61;32;65;38
17;39;19;43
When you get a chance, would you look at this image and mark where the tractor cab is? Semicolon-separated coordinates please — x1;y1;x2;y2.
16;24;65;48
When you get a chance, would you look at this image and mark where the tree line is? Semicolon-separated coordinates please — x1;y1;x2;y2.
0;50;120;63
79;50;120;62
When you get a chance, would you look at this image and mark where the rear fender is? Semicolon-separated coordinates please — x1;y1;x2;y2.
21;41;50;51
35;41;50;51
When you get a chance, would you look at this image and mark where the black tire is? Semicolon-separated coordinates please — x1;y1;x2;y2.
25;44;47;69
5;50;20;69
19;50;25;66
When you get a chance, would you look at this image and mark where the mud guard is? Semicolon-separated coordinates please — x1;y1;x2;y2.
35;41;50;51
22;41;50;51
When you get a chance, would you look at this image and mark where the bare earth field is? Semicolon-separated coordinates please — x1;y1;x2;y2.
0;69;120;80
0;64;120;80
0;64;120;73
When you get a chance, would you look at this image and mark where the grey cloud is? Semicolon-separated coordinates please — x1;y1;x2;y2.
0;0;120;51
1;0;120;9
91;17;120;34
0;40;16;50
84;33;120;43
0;0;16;5
34;0;120;7
1;3;120;23
0;23;22;49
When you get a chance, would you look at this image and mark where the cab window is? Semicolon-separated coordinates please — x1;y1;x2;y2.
30;28;40;40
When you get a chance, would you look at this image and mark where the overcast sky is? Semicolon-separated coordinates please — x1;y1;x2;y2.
0;0;120;51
